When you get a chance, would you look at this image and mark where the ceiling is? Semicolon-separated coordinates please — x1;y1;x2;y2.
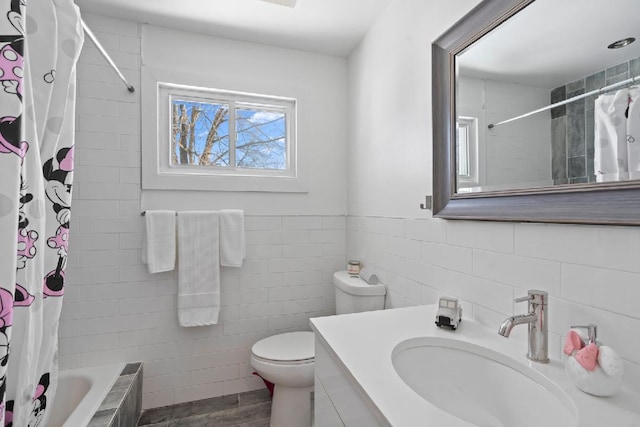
458;0;640;89
75;0;392;57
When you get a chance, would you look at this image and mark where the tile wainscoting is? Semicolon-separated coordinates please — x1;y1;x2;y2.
347;215;640;393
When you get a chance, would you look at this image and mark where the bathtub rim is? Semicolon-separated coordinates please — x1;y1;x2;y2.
52;362;126;427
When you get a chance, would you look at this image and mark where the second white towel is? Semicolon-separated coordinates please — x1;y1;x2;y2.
220;209;246;267
177;211;220;327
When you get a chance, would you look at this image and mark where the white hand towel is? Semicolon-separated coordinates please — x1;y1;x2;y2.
142;210;176;274
219;209;246;267
627;87;640;179
177;211;220;327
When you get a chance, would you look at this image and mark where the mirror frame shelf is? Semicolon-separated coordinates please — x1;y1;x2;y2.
432;0;640;225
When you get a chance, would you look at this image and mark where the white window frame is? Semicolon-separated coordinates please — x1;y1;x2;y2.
142;66;306;192
456;116;480;188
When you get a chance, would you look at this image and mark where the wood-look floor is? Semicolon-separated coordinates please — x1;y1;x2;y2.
137;389;271;427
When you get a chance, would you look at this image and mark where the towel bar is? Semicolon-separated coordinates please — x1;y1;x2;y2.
141;211;178;216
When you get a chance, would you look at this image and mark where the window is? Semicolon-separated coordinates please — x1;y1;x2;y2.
142;66;304;192
170;93;292;173
456;116;479;187
457;123;471;178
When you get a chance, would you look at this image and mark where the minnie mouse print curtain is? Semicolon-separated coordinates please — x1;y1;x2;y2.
0;0;83;425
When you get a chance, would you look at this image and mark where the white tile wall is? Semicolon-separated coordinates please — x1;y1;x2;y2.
64;14;345;410
347;216;640;393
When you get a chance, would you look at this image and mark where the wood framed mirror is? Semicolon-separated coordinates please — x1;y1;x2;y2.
432;0;640;225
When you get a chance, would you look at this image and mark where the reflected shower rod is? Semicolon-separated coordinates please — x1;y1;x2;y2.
81;19;135;93
487;74;639;129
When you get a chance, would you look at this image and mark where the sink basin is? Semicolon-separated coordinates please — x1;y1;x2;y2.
392;337;578;427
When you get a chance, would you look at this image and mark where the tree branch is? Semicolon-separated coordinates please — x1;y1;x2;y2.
178;105;189;164
171;103;178;165
199;106;229;165
235;116;283;134
188;106;201;165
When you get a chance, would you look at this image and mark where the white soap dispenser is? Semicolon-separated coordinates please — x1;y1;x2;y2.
564;324;624;397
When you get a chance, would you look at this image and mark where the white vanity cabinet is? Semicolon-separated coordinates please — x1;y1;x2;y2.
314;337;387;426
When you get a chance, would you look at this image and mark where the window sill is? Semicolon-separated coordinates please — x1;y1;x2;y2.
142;171;307;193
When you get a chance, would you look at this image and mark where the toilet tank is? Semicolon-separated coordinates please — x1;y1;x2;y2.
333;271;386;315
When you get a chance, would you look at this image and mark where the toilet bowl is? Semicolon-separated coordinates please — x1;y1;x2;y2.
250;271;386;426
250;331;315;427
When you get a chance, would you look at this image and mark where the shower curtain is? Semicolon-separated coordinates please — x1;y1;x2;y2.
0;1;83;426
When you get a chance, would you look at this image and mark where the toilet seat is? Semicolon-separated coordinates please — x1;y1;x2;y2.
252;354;314;365
251;331;315;363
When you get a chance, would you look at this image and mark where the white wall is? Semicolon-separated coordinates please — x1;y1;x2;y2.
347;0;640;392
64;14;346;409
346;0;449;218
140;25;348;215
458;77;552;190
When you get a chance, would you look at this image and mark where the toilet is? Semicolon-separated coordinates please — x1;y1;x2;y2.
250;270;386;427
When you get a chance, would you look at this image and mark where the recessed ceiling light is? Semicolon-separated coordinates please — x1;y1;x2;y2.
607;37;635;49
260;0;298;8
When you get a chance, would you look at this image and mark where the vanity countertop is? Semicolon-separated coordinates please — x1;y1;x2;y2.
310;305;640;427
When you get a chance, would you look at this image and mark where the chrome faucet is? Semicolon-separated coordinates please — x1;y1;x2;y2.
498;290;549;363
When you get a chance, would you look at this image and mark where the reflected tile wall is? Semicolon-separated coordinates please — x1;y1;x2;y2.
550;55;640;183
551;116;567;182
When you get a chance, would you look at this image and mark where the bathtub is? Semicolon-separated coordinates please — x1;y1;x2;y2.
48;362;125;427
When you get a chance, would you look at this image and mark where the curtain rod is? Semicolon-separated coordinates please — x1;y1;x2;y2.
81;19;135;93
488;74;639;129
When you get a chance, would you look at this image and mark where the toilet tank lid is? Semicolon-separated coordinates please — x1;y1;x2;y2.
333;271;386;296
251;331;315;362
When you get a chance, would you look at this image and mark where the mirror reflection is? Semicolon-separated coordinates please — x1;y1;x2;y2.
455;0;640;193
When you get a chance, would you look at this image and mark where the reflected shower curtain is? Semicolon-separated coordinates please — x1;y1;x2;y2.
594;89;629;182
627;87;640;179
594;87;640;182
0;1;83;426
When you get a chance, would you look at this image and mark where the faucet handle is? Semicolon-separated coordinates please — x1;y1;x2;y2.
514;295;532;303
571;323;598;344
514;290;548;305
